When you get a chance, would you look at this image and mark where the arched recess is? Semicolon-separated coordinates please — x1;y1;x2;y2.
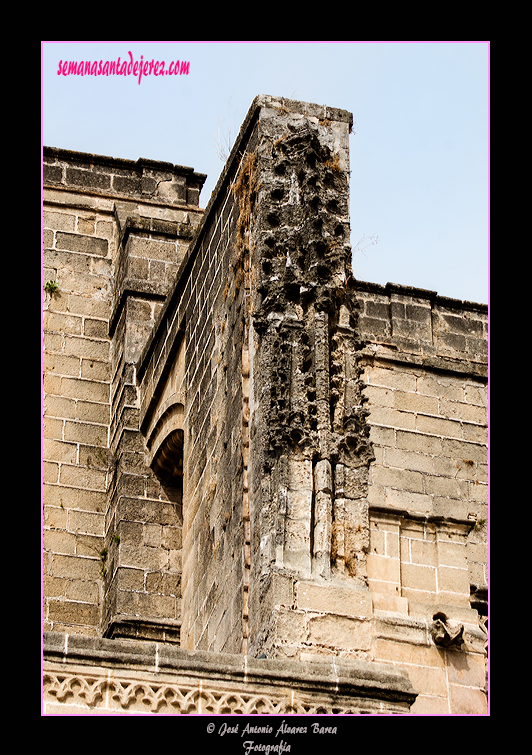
146;401;184;487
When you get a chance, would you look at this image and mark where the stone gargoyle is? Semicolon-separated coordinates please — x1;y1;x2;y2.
430;612;465;649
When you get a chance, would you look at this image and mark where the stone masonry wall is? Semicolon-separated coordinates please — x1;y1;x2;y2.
43;158;116;635
43;99;488;715
354;281;488;713
244;98;376;662
112;97;487;713
102;205;203;643
137;105;264;655
42;148;204;637
354;281;488;592
136;96;369;660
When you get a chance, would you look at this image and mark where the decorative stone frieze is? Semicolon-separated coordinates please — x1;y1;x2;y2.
43;632;416;715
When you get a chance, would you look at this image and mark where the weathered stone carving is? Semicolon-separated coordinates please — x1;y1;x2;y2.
430;612;465;649
42;633;416;715
44;670;410;714
246;101;374;593
42;96;488;714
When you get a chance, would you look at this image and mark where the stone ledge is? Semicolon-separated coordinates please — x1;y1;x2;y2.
43;146;207;208
353;279;488;313
43;631;417;714
369;504;476;530
359;344;488;380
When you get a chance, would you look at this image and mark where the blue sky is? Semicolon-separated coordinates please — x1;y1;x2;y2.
42;42;489;304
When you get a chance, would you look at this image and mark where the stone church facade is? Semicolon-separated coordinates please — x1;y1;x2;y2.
42;96;488;715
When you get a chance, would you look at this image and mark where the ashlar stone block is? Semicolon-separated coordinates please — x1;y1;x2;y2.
308;614;371;651
296;581;372;618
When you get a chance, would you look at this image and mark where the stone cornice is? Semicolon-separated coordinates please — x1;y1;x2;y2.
43;631;417;715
